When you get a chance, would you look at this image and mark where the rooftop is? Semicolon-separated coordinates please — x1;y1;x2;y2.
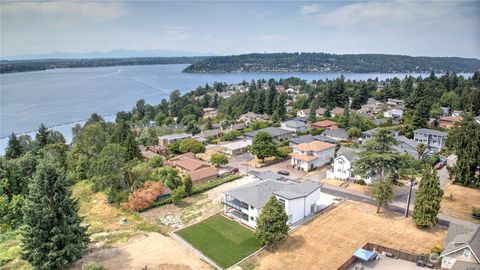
336;147;360;162
322;128;349;140
441;222;480;261
224;179;321;209
245;127;293;138
414;128;448;137
284;120;307;128
158;132;191;140
223;140;252;150
292;140;336;152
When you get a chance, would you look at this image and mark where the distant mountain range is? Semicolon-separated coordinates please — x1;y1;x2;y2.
183;53;480;73
1;49;212;61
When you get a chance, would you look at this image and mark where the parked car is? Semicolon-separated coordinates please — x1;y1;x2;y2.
277;170;290;176
227;167;239;174
434;162;445;170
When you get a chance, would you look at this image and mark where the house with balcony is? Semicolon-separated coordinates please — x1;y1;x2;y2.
290;141;336;172
223;178;321;228
413;128;448;152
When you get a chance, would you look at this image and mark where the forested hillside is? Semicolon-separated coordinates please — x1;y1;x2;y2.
183;53;480;73
0;56;209;74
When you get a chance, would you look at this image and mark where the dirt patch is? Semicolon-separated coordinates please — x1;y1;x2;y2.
141;176;256;232
321;179;372;195
72;232;210;270
247;201;446;270
441;183;480;223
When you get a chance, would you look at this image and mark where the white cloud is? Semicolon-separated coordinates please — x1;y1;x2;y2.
1;1;127;23
253;34;288;42
301;4;321;15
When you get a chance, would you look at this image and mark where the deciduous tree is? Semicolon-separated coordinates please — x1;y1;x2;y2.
255;196;288;247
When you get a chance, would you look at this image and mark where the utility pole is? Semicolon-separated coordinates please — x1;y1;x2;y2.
405;179;414;217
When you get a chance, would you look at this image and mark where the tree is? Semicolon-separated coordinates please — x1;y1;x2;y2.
35;123;49;148
340;102;350;128
347;127;362;140
171;187;186;205
183;175;193;195
371;178;394;213
413;168;443;227
308;99;318;123
155;112;167;126
22;155;89;270
124;133;141;161
416;143;426;161
85;112;104;126
251;131;277;162
210;153;228;167
157;166;182;190
5;133;22;159
179;138;206;154
255;196;288;247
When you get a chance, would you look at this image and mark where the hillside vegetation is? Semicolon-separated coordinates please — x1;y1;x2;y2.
183;53;480;73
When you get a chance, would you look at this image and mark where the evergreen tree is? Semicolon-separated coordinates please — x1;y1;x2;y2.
183;175;193;195
413;167;443;227
308;99;318;123
323;106;331;117
22;155;89;270
124;133;141;161
85;113;105;126
340;102;350;128
411;100;431;129
273;93;287;121
255;196;288;247
5;133;22;159
35;124;49;148
372;178;394;213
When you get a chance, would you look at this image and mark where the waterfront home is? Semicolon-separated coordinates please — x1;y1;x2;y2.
290;141;336;172
223;177;321;227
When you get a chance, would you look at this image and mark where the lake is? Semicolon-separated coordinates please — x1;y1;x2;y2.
0;64;472;153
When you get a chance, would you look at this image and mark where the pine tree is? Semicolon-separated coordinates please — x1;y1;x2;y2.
340;102;350;128
5;133;22;159
308;99;318;123
183;175;192;195
413;167;443;227
22;155;89;270
35;124;49;148
124;133;141;161
255;196;288;247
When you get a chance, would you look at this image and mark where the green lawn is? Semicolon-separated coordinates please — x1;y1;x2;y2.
175;214;262;268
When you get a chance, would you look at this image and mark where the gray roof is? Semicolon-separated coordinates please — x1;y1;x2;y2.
451;261;480;270
245;127;293;139
394;136;419;159
441;222;480;262
322;128;349;140
158;132;191;140
289;135;316;145
336;147;359;162
224;179;321;209
414;128;448;137
312;135;338;144
284;120;307;128
374;118;387;125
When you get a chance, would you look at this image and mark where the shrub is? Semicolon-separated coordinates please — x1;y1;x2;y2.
210;153;229;167
429;153;440;166
473;208;480;219
354;179;366;186
221;130;242;141
310;128;325;136
179;138;206;154
82;263;106;270
171;187;187;205
431;245;444;254
276;146;292;158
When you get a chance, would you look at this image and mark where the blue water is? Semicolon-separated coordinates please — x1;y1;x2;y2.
0;64;472;153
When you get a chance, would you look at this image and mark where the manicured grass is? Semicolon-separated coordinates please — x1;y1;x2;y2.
176;215;262;268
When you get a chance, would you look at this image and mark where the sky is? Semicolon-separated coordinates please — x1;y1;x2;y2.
1;1;480;59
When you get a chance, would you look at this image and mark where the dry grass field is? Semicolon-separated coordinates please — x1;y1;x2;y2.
321;178;373;195
245;201;446;270
440;183;480;223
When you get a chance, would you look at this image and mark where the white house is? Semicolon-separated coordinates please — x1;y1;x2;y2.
222;140;252;155
296;109;311;118
223;178;321;228
383;108;404;119
326;147;373;184
158;133;192;147
290;141;336;172
440;223;480;270
281;120;308;133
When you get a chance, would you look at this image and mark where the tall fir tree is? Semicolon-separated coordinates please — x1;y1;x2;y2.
413;167;443;227
308;99;318;123
35;123;49;148
255;196;288;247
22;155;89;270
5;133;22;159
340;102;350;128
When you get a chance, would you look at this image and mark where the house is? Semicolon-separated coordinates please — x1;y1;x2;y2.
440;116;463;129
291;117;307;123
281;120;308;133
452;110;463;117
374;118;388;126
383;108;404;119
440;223;480;270
331;107;345;117
165;152;217;185
441;107;450;116
196;129;224;140
290;141;336;171
140;146;162;161
362;128;400;140
386;98;404;107
322;128;349;141
239;112;268;125
297;109;311;118
202;108;218;119
229;122;246;131
359;98;382;114
223;177;321;227
249;170;292;182
289;134;337;146
394;136;420;160
222;140;252;155
285;87;299;94
244;127;294;141
413;128;448;152
326;147;373;184
315;107;326;117
158;133;192;147
312;120;338;130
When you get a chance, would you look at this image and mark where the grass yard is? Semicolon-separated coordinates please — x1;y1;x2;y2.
176;214;263;269
441;183;480;223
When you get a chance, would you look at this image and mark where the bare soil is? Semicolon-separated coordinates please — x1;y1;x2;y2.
246;201;446;270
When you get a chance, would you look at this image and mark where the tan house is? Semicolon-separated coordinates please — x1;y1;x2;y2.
439;116;463;129
311;120;338;130
440;223;480;270
315;107;326;117
165;152;218;185
290;141;336;172
331;107;345;117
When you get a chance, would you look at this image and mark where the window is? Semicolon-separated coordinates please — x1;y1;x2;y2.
250;216;254;221
463;249;471;259
338;160;343;165
250;205;254;210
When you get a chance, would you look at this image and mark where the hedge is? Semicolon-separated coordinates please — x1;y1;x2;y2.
142;174;243;211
